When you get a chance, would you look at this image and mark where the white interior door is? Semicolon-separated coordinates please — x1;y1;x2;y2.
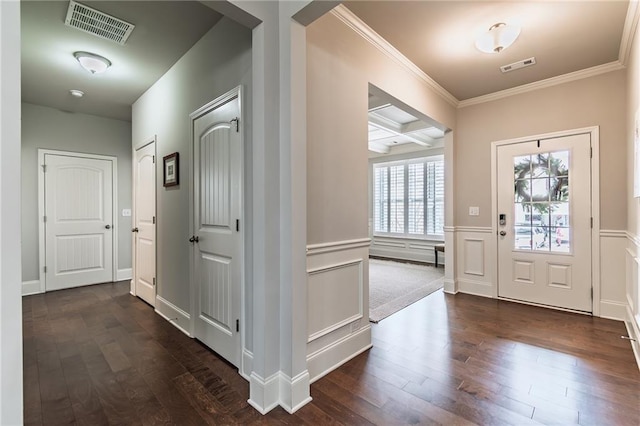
192;91;242;367
497;133;592;312
44;154;113;291
133;142;156;306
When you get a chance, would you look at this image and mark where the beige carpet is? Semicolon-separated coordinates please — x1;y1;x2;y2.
369;258;444;323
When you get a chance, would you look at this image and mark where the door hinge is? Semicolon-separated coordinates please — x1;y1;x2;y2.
153;277;156;286
230;117;239;132
43;215;47;223
44;266;47;273
42;164;47;172
591;217;593;228
590;147;593;158
236;319;239;332
153;216;156;224
153;155;155;164
537;140;540;148
591;287;593;300
236;219;239;232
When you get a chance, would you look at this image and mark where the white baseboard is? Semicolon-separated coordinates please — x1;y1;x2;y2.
307;324;372;383
457;278;493;298
116;268;132;281
443;278;457;294
279;370;312;414
599;299;628;321
248;372;280;414
155;295;191;337
625;304;640;371
22;280;42;296
241;349;253;381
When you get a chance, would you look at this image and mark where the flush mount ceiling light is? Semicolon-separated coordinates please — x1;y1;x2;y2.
69;89;84;98
475;23;521;54
73;51;111;74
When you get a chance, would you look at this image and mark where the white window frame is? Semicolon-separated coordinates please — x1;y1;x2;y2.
373;155;444;240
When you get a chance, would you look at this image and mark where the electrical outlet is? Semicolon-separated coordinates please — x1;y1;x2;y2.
469;206;479;216
122;209;131;217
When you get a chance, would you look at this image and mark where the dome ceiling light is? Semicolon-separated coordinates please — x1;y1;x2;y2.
74;51;112;74
475;23;521;54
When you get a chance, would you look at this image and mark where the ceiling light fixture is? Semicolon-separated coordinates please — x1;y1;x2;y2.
475;23;521;54
73;51;111;74
69;89;84;98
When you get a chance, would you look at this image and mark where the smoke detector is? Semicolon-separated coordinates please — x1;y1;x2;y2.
500;57;536;73
65;1;135;45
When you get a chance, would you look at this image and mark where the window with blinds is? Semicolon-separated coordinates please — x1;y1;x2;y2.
373;157;444;237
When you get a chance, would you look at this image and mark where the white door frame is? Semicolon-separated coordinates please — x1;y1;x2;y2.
490;126;600;316
131;136;157;298
37;149;119;294
188;86;246;369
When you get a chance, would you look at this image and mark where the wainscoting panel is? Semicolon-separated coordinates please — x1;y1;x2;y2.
306;239;372;382
456;228;494;297
598;231;627;320
625;233;640;368
370;235;444;265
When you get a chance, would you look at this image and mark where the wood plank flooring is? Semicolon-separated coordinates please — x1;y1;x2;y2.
23;281;639;425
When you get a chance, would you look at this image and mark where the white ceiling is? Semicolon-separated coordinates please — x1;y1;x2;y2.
21;1;223;121
345;0;630;101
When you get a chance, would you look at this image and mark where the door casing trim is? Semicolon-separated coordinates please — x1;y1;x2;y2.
37;149;119;294
490;126;600;316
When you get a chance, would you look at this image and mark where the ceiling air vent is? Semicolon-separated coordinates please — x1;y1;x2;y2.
65;0;135;45
500;57;536;73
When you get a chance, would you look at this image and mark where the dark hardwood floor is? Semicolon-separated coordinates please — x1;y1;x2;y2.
23;281;639;425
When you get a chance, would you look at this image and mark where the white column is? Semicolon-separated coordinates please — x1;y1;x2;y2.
0;1;24;424
444;130;457;293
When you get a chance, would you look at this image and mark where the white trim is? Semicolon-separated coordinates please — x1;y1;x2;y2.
279;370;312;414
457;278;493;298
37;149;119;294
490;126;600;314
133;134;156;151
306;238;371;255
599;300;628;321
116;268;132;281
619;0;640;66
241;349;253;381
459;62;624;108
498;296;592;316
600;230;627;238
307;324;372;383
21;281;41;296
456;226;493;234
155;295;191;337
443;278;457;294
625;303;640;371
329;5;458;108
248;372;280;415
627;231;640;247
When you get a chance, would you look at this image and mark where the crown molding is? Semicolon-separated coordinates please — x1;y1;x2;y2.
619;0;640;66
330;5;459;108
458;61;625;108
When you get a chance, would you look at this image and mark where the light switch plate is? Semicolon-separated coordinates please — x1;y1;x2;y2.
122;209;131;217
469;206;479;216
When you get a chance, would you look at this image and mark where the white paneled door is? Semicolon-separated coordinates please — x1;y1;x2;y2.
44;154;114;291
133;142;156;306
497;133;592;312
191;89;242;367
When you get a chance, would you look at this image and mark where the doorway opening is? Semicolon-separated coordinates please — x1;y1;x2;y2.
367;86;448;322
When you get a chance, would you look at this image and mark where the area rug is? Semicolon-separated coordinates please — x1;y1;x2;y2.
369;258;444;323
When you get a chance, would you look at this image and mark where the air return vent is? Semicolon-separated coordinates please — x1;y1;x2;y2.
65;1;135;45
500;57;536;73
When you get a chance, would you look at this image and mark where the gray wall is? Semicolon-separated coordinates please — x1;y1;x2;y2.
21;102;132;282
131;17;252;328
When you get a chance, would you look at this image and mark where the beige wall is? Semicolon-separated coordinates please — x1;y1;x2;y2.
628;27;640;238
456;70;626;229
306;12;456;245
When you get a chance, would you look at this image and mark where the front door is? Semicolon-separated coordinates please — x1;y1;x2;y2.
191;89;242;367
497;133;592;312
133;142;156;306
44;153;114;291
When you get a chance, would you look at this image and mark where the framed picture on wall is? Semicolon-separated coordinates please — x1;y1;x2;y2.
163;152;179;187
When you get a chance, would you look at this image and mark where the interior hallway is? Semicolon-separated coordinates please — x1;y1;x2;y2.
23;282;639;425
